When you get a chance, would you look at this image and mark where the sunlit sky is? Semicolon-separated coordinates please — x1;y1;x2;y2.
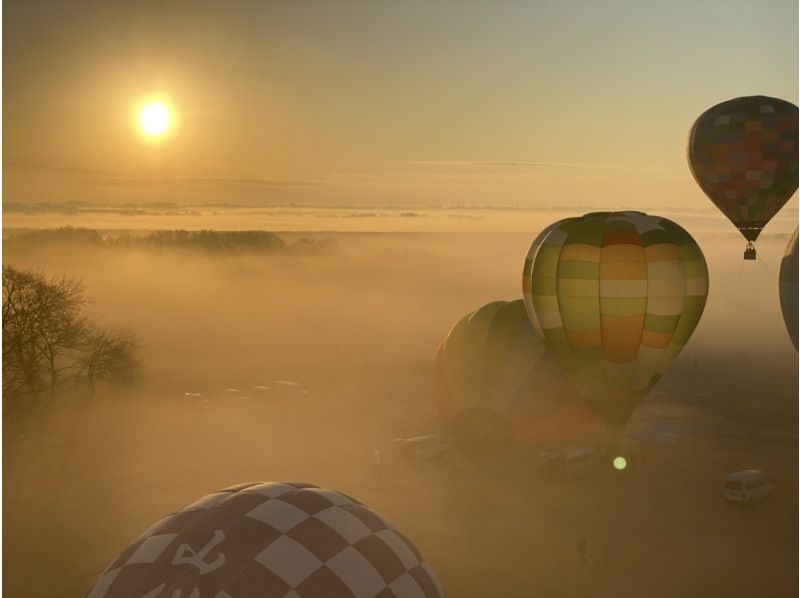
3;0;798;208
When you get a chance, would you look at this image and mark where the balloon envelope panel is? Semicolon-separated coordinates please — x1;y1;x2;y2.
522;212;709;430
687;96;798;242
87;482;442;598
433;300;604;449
779;228;798;350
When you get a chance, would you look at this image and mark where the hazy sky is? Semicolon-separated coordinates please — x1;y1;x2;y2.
3;0;798;208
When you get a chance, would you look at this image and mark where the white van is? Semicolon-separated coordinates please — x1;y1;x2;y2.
723;470;774;504
398;435;448;461
537;447;599;478
272;380;307;398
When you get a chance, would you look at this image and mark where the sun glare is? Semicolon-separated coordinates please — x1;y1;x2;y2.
139;102;171;138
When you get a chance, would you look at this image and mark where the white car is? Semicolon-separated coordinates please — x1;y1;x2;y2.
723;470;774;504
537;447;599;478
396;435;448;461
272;380;307;398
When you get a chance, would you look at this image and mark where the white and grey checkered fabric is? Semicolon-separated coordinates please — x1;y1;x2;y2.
87;482;443;598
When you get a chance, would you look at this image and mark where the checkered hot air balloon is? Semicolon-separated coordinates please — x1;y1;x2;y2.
87;482;442;598
432;300;606;450
687;95;798;260
779;228;798;351
521;212;709;431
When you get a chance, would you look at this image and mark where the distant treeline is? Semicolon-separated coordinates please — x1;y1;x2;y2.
4;227;338;255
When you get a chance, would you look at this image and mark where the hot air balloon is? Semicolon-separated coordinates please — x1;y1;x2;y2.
779;228;798;350
87;482;442;598
522;211;709;431
687;95;798;260
433;300;605;451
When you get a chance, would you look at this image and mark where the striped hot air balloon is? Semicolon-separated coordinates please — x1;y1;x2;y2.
432;300;605;451
687;96;798;260
779;228;798;350
522;212;709;431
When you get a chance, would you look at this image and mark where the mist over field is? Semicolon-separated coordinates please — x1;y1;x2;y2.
4;0;798;594
2;209;797;598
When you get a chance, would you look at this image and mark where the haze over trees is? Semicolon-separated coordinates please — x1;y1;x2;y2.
1;226;797;597
3;227;338;256
2;265;140;407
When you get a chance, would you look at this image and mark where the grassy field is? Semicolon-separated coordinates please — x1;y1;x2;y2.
3;225;797;597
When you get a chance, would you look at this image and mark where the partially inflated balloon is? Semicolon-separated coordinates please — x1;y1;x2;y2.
779;228;798;350
522;212;709;431
432;300;605;450
687;96;798;258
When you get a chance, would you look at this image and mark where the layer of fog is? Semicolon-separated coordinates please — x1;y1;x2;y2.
3;224;797;597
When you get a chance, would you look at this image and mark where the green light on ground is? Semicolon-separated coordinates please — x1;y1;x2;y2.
613;456;627;470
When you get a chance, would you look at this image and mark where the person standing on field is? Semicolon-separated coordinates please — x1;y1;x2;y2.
578;538;588;564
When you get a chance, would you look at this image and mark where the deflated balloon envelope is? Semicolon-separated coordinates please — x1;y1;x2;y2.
779;228;798;350
522;211;709;431
87;482;442;598
432;299;605;451
687;95;798;254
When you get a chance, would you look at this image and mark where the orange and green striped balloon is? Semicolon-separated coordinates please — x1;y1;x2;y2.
522;212;709;430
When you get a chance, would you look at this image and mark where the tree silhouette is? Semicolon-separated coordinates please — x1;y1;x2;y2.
2;266;140;406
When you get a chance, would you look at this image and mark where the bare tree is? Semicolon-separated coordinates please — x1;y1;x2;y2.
77;324;141;393
3;266;87;398
2;266;140;406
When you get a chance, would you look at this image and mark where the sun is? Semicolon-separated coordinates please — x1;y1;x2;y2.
138;102;171;138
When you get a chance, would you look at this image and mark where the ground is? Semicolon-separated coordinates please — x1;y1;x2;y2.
3;223;798;597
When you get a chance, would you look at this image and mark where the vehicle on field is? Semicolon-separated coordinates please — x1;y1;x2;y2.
397;435;448;461
723;470;774;504
537;446;599;478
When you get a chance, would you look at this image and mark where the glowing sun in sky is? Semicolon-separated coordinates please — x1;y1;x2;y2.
138;102;171;138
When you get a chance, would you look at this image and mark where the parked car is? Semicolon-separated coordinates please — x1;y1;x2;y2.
272;380;308;398
537;447;599;478
397;435;448;461
723;470;774;504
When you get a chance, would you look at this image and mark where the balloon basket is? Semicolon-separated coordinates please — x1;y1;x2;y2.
744;244;756;260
